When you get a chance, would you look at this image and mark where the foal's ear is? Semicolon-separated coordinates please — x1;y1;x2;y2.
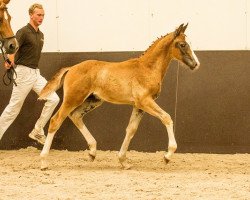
174;23;188;38
174;24;184;38
182;23;188;33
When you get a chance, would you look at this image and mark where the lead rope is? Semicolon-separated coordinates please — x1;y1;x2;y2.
1;45;17;86
174;62;180;133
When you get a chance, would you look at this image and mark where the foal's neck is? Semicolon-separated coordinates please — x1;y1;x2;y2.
139;35;173;80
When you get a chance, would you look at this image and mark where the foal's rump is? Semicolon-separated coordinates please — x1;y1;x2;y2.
38;60;110;100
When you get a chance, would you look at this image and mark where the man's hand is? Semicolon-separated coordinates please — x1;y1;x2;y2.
4;60;13;69
4;54;15;69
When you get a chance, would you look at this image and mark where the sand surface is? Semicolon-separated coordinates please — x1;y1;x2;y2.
0;147;249;200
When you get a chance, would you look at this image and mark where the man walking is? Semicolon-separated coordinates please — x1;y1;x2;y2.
0;3;59;145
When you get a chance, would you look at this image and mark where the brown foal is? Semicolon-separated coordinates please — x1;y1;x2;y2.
39;23;200;170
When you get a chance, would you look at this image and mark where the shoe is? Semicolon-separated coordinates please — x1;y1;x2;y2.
29;128;46;145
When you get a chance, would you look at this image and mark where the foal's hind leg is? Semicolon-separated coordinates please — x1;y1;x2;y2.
40;103;73;170
118;107;144;169
69;96;103;161
40;94;88;170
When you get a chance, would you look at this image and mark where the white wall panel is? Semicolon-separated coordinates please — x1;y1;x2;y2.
247;0;250;49
149;0;247;50
57;0;150;52
6;0;250;52
8;0;58;52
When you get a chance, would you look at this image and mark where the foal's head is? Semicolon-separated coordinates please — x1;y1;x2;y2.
0;0;18;54
170;23;200;70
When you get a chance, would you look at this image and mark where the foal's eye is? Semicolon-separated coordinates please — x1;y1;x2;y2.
180;43;186;48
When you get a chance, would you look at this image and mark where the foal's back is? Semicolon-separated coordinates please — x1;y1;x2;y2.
63;58;145;105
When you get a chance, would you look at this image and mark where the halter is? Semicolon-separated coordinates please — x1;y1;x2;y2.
0;34;17;86
0;6;17;86
0;43;17;86
0;7;17;52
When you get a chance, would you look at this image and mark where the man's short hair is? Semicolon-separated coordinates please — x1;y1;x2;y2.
29;3;43;15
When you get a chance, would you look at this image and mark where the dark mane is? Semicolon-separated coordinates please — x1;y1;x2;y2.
140;33;170;58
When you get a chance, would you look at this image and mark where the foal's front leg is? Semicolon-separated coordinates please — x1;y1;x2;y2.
139;98;177;163
118;108;144;169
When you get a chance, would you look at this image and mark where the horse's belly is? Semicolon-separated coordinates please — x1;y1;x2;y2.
93;89;134;105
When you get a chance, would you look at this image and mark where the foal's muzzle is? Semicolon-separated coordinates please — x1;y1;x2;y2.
183;56;199;70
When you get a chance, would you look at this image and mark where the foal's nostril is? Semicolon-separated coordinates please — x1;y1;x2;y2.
5;39;19;53
9;43;15;50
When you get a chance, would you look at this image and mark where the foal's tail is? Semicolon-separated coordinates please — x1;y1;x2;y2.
39;67;70;100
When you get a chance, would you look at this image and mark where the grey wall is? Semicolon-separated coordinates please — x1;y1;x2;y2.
0;51;249;153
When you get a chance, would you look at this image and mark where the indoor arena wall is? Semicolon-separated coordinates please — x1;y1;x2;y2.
0;0;249;152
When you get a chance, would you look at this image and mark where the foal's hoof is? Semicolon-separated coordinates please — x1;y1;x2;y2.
41;166;49;171
88;153;96;162
41;159;49;170
164;154;171;164
119;159;133;170
164;157;170;164
121;163;133;170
